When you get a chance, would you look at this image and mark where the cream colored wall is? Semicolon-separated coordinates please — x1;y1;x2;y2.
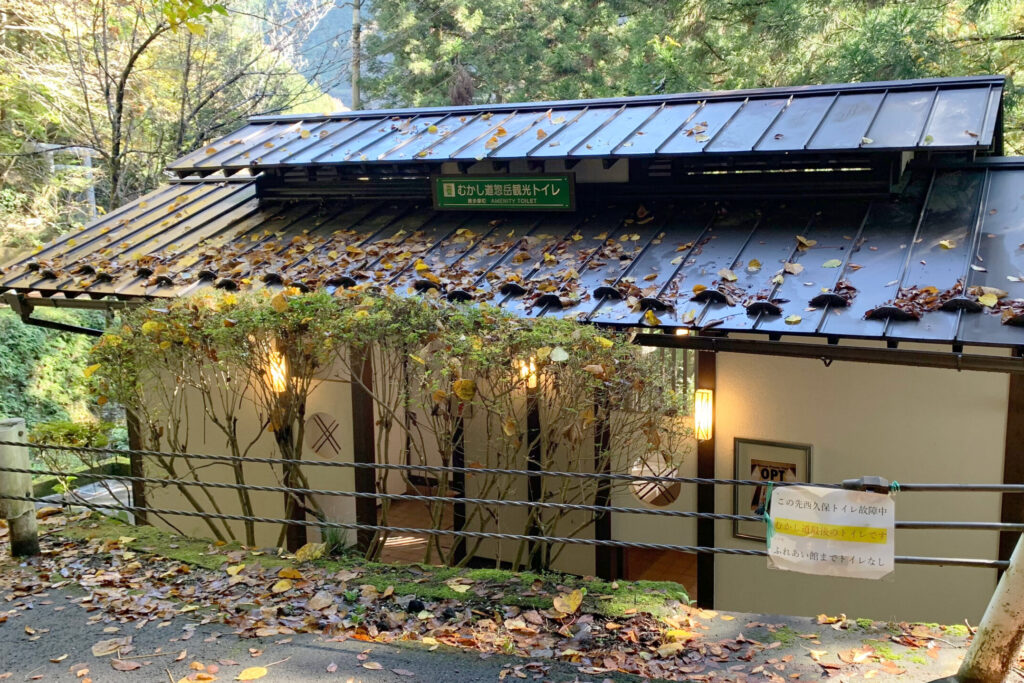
147;363;357;548
714;353;1008;623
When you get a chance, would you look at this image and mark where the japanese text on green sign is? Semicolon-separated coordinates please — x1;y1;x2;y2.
433;175;574;211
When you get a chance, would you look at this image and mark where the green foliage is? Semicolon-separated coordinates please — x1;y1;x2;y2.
365;0;1023;152
0;308;102;425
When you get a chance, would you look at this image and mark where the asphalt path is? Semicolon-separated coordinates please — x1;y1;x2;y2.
0;582;624;682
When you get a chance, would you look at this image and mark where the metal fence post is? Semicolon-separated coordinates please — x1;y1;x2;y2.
0;418;39;557
955;533;1024;682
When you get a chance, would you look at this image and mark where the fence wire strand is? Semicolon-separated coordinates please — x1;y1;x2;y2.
6;464;1024;531
0;493;1009;570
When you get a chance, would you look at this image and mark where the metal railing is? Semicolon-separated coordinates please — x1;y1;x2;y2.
0;439;1019;570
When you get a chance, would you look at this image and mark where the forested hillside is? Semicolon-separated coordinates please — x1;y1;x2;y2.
0;0;1020;425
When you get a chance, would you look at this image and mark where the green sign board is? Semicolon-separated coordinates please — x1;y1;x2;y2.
432;174;574;211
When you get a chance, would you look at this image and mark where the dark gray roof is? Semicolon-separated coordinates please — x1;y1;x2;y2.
5;161;1024;349
166;76;1004;174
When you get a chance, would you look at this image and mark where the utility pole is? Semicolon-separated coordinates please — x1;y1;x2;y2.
350;0;361;110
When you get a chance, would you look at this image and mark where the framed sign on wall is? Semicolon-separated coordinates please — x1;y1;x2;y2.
733;438;812;541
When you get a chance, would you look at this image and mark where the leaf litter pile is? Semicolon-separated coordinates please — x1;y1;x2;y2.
1;512;972;682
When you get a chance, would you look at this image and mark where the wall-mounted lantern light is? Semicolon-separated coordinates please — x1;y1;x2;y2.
694;388;713;441
518;357;538;390
268;349;288;394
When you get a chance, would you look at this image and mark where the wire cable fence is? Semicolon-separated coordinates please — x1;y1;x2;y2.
0;439;1017;570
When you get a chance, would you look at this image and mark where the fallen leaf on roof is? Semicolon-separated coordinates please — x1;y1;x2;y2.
939;239;955;249
718;268;738;282
785;315;801;324
979;293;999;307
747;259;761;272
796;235;817;249
970;264;987;272
643;310;662;326
822;259;842;268
783;262;804;275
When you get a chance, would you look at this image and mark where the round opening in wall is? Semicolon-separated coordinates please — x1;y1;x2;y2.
305;412;342;460
630;454;681;507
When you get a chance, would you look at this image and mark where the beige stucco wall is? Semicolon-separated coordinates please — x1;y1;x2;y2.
146;364;357;548
714;351;1008;623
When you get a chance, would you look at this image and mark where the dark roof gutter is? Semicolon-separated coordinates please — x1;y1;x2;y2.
634;332;1024;374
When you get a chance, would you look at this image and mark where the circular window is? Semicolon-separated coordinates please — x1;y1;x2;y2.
631;454;681;507
305;412;342;460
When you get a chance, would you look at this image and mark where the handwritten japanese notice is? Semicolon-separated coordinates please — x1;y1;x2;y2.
767;485;894;580
432;175;574;211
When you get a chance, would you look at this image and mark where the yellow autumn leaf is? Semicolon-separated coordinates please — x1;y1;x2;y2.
294;542;326;563
414;259;430;271
427;124;439;133
771;274;784;285
277;567;303;579
785;314;802;324
536;128;547;140
718;268;738;282
552;588;584;615
939;239;955;249
300;129;311;139
664;629;695;642
593;336;614;349
270;292;289;313
643;309;662;326
453;379;476;401
226;564;245;576
409;353;426;364
979;293;998;308
141;320;164;335
271;579;292;594
484;136;499;150
432;389;447;403
502;418;518;436
84;363;102;378
692;284;707;294
236;667;268;681
796;235;817;249
822;259;842;268
746;259;761;272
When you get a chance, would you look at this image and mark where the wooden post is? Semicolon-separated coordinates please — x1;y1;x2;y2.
594;391;620;580
351;347;376;553
125;409;147;526
695;351;716;608
954;533;1024;683
451;408;466;563
999;372;1024;567
526;384;543;571
0;418;39;557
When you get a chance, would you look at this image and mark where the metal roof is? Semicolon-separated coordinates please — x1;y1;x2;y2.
5;162;1024;349
166;76;1004;174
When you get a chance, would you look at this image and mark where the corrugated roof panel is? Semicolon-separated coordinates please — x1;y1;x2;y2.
806;92;885;150
750;203;871;335
570;104;662;156
10;162;1024;349
168;123;268;171
861;90;936;149
922;86;993;148
817;173;932;339
453;111;548;161
307;118;419;164
583;206;713;324
162;77;1005;172
486;109;577;158
883;169;987;341
528;108;620;158
657;100;745;154
315;116;438;163
705;99;789;152
611;104;702;156
957;168;1024;345
754;95;836;151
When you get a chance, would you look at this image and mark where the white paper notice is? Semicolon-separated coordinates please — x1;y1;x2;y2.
767;485;894;580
